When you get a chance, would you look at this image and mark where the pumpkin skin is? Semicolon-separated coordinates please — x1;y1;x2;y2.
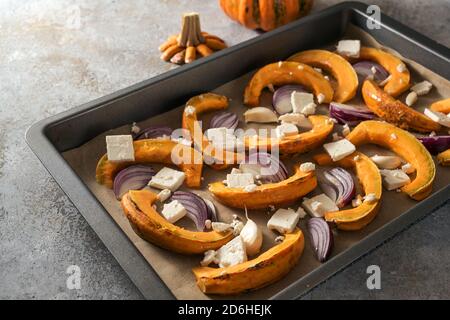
121;190;233;255
346;120;436;201
362;80;441;133
193;228;304;295
314;152;382;231
96;139;203;188
288;49;359;103
219;0;314;32
209;164;317;209
244;61;334;107
430;98;450;114
437;149;450;166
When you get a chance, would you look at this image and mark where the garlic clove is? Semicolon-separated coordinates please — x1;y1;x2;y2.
244;107;278;123
240;219;263;256
370;154;402;169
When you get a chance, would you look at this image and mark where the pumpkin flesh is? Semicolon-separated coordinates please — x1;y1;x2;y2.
244;61;334;107
346;120;436;200
192;228;304;295
430;98;450;114
121;190;233;254
288;49;359;103
437;149;450;166
314;152;382;231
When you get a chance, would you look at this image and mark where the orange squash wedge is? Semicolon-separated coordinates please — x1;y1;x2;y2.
437;149;450;166
288;49;359;103
347;47;410;97
192;228;304;295
121;189;233;254
245;115;334;155
182;93;242;170
244;61;334;107
314;152;382;231
362;80;441;133
96;139;203;188
209;164;317;209
430;98;450;114
346;121;436;200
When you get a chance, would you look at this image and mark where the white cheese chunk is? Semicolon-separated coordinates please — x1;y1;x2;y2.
275;123;299;139
424;108;450;127
411;81;433;95
240;219;263;256
267;208;301;234
363;193;378;204
337;40;361;58
211;222;232;233
244;107;278;123
380;169;411;191
405;91;418;106
300;162;315;172
296;207;307;219
278;113;311;129
157;189;171;202
200;250;217;266
205;127;234;141
291;92;316;115
148;167;186;191
161;200;186;223
239;163;261;178
230;168;242;175
244;184;257;192
401;163;415;174
106;135;135;162
184;105;196;116
226;173;254;188
302;194;339;218
323;139;356;161
205;127;242;151
216;236;247;268
370;154;402;169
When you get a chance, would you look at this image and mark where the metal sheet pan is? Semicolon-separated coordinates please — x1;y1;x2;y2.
26;2;450;300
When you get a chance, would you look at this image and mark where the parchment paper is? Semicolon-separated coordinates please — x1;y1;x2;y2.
62;25;450;300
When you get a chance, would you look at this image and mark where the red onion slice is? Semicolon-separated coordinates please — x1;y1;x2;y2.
329;102;375;126
418;136;450;154
319;167;355;208
353;61;389;83
273;85;307;115
245;152;289;183
307;218;334;262
171;191;211;231
210;112;239;129
134;125;173;140
113;165;155;199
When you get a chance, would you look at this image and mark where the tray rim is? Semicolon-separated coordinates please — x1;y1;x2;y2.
25;1;450;300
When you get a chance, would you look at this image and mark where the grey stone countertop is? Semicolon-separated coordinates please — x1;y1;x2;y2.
0;0;449;299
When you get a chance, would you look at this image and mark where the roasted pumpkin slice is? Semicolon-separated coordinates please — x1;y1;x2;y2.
349;47;410;97
362;80;441;133
193;228;304;295
430;98;450;114
437;149;450;166
346;120;436;200
96;139;203;188
121;189;233;254
182;93;242;170
288;49;358;103
245;115;334;155
314;152;382;231
209;165;317;209
244;61;334;107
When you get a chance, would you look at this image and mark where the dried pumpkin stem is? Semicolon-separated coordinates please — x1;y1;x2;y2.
178;12;205;47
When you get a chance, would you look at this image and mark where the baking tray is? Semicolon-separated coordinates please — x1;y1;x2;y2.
26;1;450;300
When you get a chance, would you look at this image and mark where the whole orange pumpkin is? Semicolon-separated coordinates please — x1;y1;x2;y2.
219;0;314;31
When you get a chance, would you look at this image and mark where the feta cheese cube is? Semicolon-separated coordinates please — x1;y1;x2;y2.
161;200;186;223
106;135;135;162
243;184;257;192
380;169;411;191
216;236;247;268
275;123;299;139
278;113;311;129
157;189;171;202
291;92;316;115
267;208;301;234
200;250;217;266
149;167;186;191
230;168;242;175
226;173;254;188
323;139;356;161
205;127;241;150
411;81;433;96
337;40;361;58
302;194;339;218
300;162;315;172
424;108;450;127
401;163;415;174
296;207;307;219
205;127;234;141
363;193;378;204
211;222;232;233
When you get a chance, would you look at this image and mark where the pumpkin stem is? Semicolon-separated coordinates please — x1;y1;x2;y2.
178;12;205;47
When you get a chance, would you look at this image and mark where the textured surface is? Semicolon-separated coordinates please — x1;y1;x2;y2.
0;0;449;300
